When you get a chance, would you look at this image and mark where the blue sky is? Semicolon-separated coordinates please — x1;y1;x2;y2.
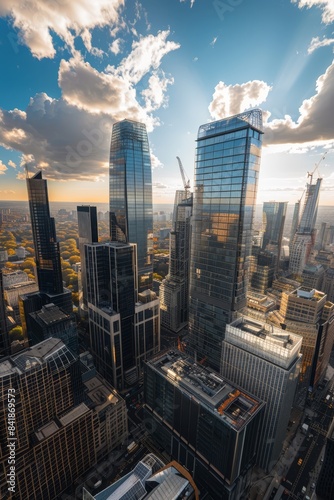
0;0;334;205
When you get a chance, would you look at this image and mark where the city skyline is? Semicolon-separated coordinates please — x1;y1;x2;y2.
0;1;334;204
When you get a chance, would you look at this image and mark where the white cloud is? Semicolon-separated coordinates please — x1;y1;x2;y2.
209;80;272;120
180;0;196;7
8;160;16;168
210;36;218;46
264;60;334;148
0;0;124;59
106;30;180;84
308;36;334;53
153;182;167;189
109;39;122;55
150;152;164;170
0;160;8;174
292;0;334;24
0;30;179;183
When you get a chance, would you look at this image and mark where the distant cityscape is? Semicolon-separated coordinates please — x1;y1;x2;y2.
1;111;334;500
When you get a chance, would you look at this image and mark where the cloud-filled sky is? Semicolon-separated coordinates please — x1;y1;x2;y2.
0;0;334;205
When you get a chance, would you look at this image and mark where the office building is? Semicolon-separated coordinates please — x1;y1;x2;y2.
301;263;325;290
262;201;287;269
316;418;334;499
83;454;199;500
85;241;159;389
144;350;264;499
250;250;276;294
268;287;333;392
0;269;10;356
26;171;63;295
77;205;98;316
28;303;79;354
289;177;322;276
20;172;73;346
323;267;334;303
160;190;193;332
0;338;127;499
221;317;302;471
109;119;153;292
188;109;263;370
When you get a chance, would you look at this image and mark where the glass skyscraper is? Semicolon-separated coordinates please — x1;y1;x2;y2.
109;119;153;292
26;171;63;295
189;109;263;370
0;269;10;356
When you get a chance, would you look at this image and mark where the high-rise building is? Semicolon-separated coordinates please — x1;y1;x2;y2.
0;338;128;499
21;171;73;346
77;205;98;316
26;171;63;295
262;201;287;269
85;242;136;389
323;267;334;303
289;177;322;276
188;109;263;370
268;287;333;393
85;241;160;389
160;190;193;332
109;119;153;292
144;350;264;499
221;317;302;471
0;269;10;356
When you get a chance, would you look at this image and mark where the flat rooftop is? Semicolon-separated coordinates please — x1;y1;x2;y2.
148;350;263;431
84;375;121;410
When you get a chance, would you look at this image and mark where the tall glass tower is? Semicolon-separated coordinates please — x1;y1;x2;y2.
189;109;263;370
109;120;153;292
289;177;322;275
26;171;63;295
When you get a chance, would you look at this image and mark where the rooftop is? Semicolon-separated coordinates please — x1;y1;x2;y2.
226;317;302;369
30;303;69;325
148;350;263;431
84;375;121;411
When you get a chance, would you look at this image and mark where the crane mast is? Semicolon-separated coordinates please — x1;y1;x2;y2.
176;156;190;198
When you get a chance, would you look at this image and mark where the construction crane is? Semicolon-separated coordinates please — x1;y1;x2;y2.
307;151;327;184
176;156;190;198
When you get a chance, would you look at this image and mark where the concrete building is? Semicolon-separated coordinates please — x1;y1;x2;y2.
268;287;334;393
143;350;264;499
221;317;302;471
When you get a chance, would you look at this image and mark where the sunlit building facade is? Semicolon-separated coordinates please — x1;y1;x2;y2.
221;317;302;471
188;109;263;370
109;120;153;292
289;178;322;276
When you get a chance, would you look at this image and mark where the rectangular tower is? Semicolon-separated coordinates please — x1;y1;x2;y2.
77;205;98;315
109;119;153;292
26;171;63;295
221;317;302;471
144;350;264;499
189;109;263;370
160;190;193;332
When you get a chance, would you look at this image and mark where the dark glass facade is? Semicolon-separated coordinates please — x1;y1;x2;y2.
262;201;287;266
143;350;264;499
189;110;263;370
85;242;136;387
109;120;153;292
27;171;63;295
77;205;98;314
